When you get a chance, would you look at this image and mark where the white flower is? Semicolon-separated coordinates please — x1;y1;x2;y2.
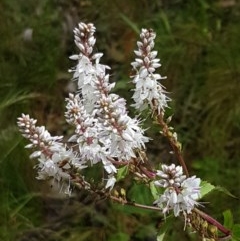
131;28;170;114
66;23;150;195
105;175;116;190
70;23;111;113
181;176;201;203
36;155;67;181
17;114;87;184
17;114;64;154
95;94;149;161
154;164;186;188
154;164;201;216
43;159;58;176
73;22;96;56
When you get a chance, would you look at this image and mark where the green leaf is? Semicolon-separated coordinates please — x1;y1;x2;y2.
223;210;234;229
149;181;159;200
116;165;129;181
119;13;140;34
233;224;240;240
10;194;35;218
0;92;40;111
157;232;166;241
200;181;237;199
215;186;237;198
128;182;153;204
156;215;174;241
109;232;129;241
159;11;171;35
200;181;215;197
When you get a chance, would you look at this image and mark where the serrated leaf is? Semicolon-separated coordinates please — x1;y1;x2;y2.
200;181;215;197
200;181;237;199
223;209;234;229
116;165;129;181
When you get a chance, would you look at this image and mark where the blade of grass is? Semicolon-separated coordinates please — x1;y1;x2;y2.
119;13;140;34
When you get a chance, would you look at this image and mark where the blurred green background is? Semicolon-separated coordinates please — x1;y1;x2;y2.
0;0;240;240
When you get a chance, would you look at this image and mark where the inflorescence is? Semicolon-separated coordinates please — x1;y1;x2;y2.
17;22;231;240
17;21;200;220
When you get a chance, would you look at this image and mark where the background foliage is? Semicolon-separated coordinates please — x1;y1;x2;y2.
0;0;239;240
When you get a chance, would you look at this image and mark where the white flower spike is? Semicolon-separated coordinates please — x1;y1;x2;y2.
131;28;170;114
154;164;201;217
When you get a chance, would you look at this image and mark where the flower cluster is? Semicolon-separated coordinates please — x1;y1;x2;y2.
17;114;86;194
17;22;200;212
66;23;151;189
154;164;201;217
131;28;170;114
16;22;233;240
18;23;150;191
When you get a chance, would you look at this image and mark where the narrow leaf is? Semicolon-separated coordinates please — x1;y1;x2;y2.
150;181;159;200
157;232;166;241
215;186;237;198
223;209;234;229
119;13;140;34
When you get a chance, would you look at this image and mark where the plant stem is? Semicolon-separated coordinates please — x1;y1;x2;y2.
194;208;232;238
110;195;162;211
156;111;189;177
110;194;232;240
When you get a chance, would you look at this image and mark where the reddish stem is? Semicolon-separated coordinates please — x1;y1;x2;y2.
194;208;231;237
110;195;162;211
156;111;189;177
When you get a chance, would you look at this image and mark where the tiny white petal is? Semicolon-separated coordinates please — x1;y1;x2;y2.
25;143;34;149
69;54;79;60
105;176;116;190
122;132;133;142
30;151;42;159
